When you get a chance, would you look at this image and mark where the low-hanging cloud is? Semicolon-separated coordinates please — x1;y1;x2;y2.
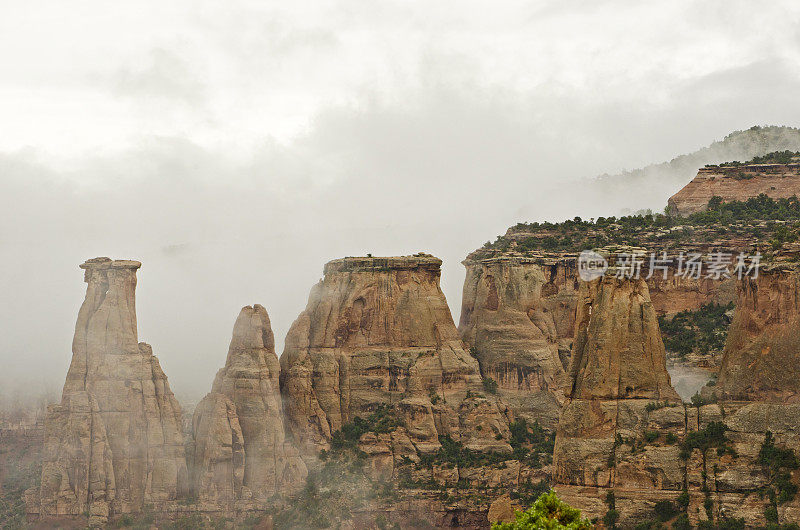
1;0;800;402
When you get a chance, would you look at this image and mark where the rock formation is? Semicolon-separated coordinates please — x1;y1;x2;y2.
551;267;800;527
459;255;573;428
716;268;800;402
189;304;307;509
280;254;512;465
553;274;684;522
667;162;800;216
27;258;187;526
566;275;680;402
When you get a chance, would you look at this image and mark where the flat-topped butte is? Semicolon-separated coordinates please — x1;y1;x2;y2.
323;253;442;274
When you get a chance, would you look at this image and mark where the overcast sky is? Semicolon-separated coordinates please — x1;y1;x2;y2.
2;0;800;402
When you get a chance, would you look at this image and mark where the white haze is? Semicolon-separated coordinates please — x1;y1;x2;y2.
1;1;800;401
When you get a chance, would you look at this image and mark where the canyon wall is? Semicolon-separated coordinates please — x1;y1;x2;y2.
553;266;800;527
188;304;307;511
458;256;575;428
717;268;800;402
27;258;187;526
668;163;800;216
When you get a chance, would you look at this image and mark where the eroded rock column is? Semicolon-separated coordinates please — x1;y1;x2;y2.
553;274;683;520
28;258;187;526
459;256;573;428
189;304;307;509
280;254;512;467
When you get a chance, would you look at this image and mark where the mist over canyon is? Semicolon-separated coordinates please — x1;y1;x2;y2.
4;3;800;528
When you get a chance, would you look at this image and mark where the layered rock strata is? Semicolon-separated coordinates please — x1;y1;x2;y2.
717;268;800;402
667;162;800;216
459;249;731;427
553;274;685;523
459;256;573;428
189;304;307;509
280;254;512;466
27;258;187;526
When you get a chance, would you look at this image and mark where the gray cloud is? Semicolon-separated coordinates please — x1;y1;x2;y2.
1;1;800;401
112;48;207;105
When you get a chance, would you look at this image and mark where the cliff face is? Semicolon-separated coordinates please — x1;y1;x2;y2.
667;163;800;216
567;276;681;402
552;276;687;524
28;258;187;526
459;256;573;428
551;271;800;527
459;250;732;426
280;255;512;462
189;305;307;509
717;269;800;402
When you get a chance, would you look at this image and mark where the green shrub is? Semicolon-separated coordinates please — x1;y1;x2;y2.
507;419;555;469
716;518;746;530
677;489;690;509
680;421;731;459
653;500;678;521
658;302;734;358
759;430;799;514
765;504;780;523
165;515;206;530
511;479;550;505
492;491;592;529
330;404;402;450
483;377;499;394
603;509;619;528
673;513;691;530
633;521;664;530
419;435;511;468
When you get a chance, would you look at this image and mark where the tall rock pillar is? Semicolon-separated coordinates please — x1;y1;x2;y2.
189;304;307;509
553;275;682;504
28;258;187;525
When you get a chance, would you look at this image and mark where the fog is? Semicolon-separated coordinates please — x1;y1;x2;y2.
2;1;800;401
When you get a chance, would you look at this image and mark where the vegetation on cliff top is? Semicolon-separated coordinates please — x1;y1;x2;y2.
705;150;800;168
480;195;800;255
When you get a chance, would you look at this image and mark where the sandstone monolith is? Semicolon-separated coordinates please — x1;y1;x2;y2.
189;305;307;509
554;274;681;492
28;258;187;526
459;256;572;428
280;254;512;468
